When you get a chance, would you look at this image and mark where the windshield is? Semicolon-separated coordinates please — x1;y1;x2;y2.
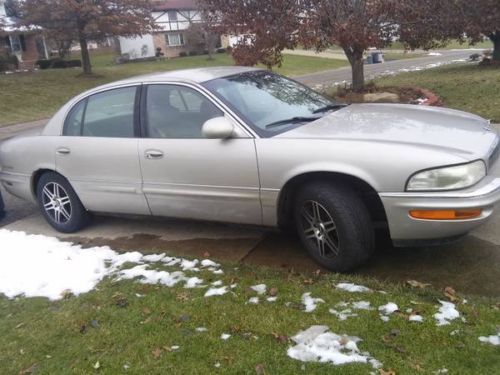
203;71;342;137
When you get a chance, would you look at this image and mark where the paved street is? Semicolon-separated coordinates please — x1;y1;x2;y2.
295;49;477;87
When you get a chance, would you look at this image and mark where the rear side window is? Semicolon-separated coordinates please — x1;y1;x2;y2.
63;87;138;138
64;100;86;136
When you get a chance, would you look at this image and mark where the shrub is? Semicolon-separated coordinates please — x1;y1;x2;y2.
216;48;226;54
65;60;82;68
35;58;82;69
36;59;52;70
188;50;199;56
179;51;188;57
0;54;18;72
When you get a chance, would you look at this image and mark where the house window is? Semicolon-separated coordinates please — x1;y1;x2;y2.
166;33;184;47
9;35;23;52
167;10;178;21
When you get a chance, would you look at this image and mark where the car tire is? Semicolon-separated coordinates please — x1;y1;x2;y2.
293;182;375;272
36;172;90;233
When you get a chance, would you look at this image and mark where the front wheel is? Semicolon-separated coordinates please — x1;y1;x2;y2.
37;172;90;233
294;182;375;272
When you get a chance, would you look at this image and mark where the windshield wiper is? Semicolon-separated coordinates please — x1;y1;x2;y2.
265;116;320;129
312;103;348;114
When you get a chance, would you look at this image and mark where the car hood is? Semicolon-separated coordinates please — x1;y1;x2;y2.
278;103;498;158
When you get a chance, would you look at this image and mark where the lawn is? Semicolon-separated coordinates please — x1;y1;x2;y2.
0;51;347;126
375;64;500;123
1;235;499;375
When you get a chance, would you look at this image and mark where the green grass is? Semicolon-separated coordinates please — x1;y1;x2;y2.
0;51;347;126
375;64;500;123
1;258;499;374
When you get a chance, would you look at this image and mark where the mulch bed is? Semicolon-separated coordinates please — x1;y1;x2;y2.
335;84;443;106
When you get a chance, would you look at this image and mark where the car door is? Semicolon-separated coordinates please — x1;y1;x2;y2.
138;83;262;225
55;85;150;215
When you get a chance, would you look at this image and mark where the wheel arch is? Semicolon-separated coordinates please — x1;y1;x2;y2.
31;168;59;199
277;171;388;230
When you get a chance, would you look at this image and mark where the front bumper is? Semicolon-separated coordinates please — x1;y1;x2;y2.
380;177;500;243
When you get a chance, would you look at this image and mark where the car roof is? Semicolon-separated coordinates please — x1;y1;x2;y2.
111;66;263;86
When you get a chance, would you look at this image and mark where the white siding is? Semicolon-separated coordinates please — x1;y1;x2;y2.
153;10;201;31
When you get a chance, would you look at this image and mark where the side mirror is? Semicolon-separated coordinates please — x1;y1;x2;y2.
202;116;234;139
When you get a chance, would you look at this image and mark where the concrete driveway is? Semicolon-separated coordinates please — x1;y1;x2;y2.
2;187;500;297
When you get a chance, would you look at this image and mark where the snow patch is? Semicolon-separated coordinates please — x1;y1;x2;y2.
287;325;381;369
0;230;119;300
204;286;228;297
329;308;358;321
434;301;460;326
248;297;259;305
302;293;325;312
184;277;205;289
336;283;371;293
250;284;267;295
409;314;424;323
352;301;373;310
478;334;500;346
378;303;399;315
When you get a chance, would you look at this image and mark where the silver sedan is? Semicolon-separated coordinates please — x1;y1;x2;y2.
1;67;499;271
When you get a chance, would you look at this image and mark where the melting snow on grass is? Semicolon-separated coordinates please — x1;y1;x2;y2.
250;284;267;295
0;230;225;301
336;283;372;293
478;334;500;346
434;301;460;326
287;325;381;369
302;292;325;312
248;297;259;304
204;286;228;297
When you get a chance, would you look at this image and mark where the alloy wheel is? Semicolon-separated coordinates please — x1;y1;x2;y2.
299;200;340;259
41;182;72;224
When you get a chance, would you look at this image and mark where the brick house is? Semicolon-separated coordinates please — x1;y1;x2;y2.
118;0;216;60
0;0;48;69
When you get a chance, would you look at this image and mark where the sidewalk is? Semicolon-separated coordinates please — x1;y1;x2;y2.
283;49;348;61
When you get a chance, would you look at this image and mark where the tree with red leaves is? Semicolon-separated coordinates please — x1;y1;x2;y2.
200;0;461;91
19;0;156;75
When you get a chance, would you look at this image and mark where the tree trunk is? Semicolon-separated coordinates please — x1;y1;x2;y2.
490;31;500;61
351;56;365;92
79;37;92;75
343;46;365;92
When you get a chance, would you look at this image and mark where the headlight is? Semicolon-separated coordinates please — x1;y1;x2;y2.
406;160;486;191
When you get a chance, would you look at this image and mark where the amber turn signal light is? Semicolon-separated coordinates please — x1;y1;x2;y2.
409;209;482;220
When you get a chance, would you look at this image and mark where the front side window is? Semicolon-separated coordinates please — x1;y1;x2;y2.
145;85;223;139
63;87;137;138
203;71;338;137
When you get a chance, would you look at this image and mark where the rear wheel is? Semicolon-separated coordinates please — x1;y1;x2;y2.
294;182;374;272
36;172;90;233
